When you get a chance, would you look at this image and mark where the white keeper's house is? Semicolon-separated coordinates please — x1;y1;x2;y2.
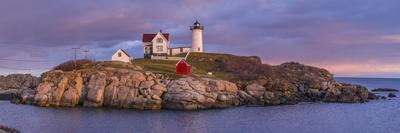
142;20;204;59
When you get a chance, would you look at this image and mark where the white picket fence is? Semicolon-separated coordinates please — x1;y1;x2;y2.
151;55;184;61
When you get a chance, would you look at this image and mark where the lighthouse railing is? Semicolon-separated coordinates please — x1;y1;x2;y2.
190;26;204;30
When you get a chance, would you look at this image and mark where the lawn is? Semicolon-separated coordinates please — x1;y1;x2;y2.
132;53;235;79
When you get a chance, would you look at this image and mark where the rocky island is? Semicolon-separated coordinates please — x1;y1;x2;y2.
4;53;377;110
0;74;39;100
0;125;20;133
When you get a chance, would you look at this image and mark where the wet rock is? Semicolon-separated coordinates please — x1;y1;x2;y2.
323;84;369;103
0;125;20;133
372;88;399;92
368;92;379;100
0;89;18;100
0;74;39;101
388;93;397;98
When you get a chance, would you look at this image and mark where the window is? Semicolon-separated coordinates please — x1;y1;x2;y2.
198;48;201;51
157;38;163;43
145;47;149;54
156;46;163;51
180;48;183;52
118;52;122;57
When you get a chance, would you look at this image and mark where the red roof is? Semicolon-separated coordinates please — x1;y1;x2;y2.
176;59;191;66
142;33;169;42
176;59;191;75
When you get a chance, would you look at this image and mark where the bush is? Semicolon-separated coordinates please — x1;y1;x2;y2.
221;56;271;80
53;59;93;71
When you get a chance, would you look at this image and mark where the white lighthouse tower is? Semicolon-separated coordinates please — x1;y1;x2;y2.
190;20;204;52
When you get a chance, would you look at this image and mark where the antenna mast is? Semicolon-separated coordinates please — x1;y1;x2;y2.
185;50;191;60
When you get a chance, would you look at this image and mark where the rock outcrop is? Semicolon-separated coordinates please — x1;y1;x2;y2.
163;78;240;110
388;93;397;98
15;61;373;110
323;83;369;103
0;125;20;133
30;68;167;110
0;74;39;100
372;88;399;92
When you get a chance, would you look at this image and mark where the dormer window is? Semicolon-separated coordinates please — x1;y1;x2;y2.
156;46;163;51
157;38;163;43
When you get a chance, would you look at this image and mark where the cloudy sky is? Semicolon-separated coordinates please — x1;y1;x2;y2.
1;0;400;77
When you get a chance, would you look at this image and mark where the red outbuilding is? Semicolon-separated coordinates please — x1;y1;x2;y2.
176;59;191;75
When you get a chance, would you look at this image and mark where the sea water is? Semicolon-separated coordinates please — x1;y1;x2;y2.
0;77;399;133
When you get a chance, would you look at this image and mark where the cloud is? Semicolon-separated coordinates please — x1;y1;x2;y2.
380;34;400;43
322;63;400;78
1;0;400;77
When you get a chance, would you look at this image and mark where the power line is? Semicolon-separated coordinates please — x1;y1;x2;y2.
72;47;80;70
0;57;70;62
0;58;51;62
0;66;31;70
0;64;52;70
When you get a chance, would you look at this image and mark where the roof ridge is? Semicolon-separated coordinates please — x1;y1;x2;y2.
142;32;170;42
118;48;131;57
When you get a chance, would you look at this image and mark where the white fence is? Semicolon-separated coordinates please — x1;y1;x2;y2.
151;55;184;61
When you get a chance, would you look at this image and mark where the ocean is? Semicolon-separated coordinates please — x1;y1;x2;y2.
0;77;399;133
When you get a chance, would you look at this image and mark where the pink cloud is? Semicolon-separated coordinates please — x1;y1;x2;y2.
380;34;400;43
314;63;400;77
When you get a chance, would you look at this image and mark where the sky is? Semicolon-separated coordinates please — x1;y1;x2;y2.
1;0;400;78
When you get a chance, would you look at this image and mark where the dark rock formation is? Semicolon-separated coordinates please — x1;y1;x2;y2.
323;84;368;103
368;92;379;100
0;74;39;100
0;125;20;133
372;88;399;92
388;93;397;98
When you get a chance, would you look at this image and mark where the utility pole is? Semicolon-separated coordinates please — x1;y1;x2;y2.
83;50;89;59
72;47;80;70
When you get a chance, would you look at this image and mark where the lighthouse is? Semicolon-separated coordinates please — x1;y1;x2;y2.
190;20;204;52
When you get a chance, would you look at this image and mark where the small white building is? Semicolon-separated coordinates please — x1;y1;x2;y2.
169;47;191;55
111;49;132;63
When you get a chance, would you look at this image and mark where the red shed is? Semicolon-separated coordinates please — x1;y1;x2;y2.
176;59;191;75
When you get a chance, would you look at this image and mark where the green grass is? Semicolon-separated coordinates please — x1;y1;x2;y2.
54;53;265;81
133;59;176;74
132;53;235;79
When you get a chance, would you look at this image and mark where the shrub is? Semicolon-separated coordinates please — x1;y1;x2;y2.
53;59;93;71
221;56;273;80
